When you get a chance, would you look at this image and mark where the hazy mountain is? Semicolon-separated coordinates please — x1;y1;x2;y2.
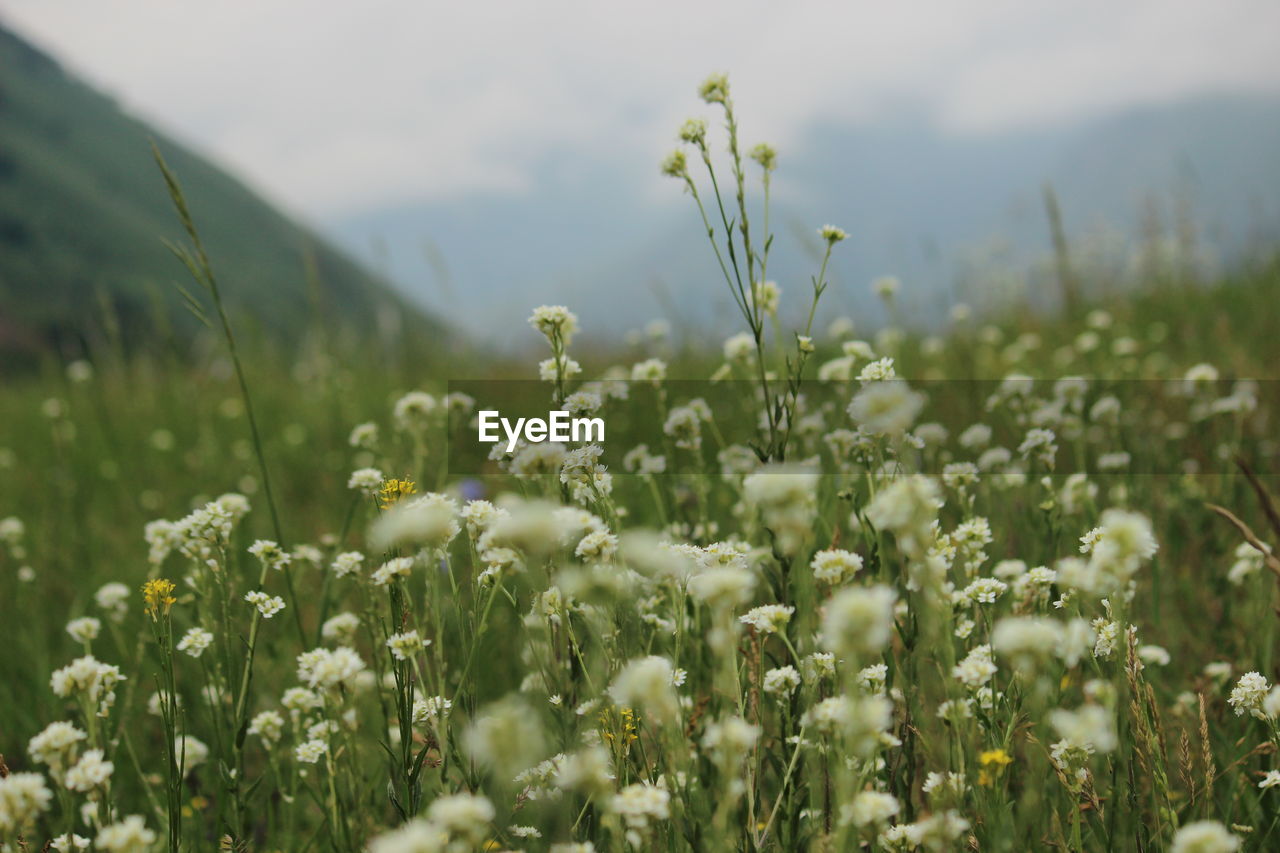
6;9;1274;360
0;23;434;363
330;95;1280;342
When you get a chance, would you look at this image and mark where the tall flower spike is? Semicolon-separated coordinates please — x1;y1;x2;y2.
749;143;777;171
678;118;707;146
699;72;730;104
819;224;849;244
661;150;688;179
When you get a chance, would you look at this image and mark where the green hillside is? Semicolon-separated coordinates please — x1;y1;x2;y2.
0;23;433;362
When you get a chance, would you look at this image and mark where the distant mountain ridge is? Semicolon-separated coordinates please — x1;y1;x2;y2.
0;22;434;362
331;94;1280;341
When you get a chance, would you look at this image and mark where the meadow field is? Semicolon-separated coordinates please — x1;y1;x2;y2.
3;77;1280;853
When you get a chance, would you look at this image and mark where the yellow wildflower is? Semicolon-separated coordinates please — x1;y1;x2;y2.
143;578;177;618
978;748;1012;786
598;706;639;746
378;478;417;509
980;748;1013;767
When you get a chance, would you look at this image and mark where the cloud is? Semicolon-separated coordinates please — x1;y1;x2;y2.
3;0;1278;215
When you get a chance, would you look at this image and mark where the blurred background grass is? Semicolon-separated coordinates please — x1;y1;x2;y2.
2;9;1280;837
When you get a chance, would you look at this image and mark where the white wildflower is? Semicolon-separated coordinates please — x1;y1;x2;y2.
176;627;214;657
95;816;156;853
244;590;286;618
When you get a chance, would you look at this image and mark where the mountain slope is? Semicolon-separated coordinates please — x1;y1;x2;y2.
0;22;434;360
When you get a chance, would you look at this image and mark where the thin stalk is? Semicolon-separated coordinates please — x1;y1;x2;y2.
151;145;306;646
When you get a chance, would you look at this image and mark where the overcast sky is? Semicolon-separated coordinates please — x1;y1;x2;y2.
4;0;1279;218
